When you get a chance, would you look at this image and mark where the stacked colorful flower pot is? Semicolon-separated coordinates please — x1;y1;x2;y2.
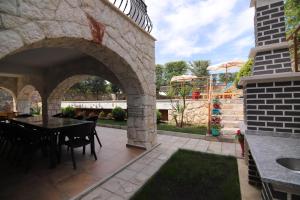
211;98;222;136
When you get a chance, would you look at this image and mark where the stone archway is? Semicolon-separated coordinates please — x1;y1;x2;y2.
0;87;16;112
17;85;41;114
0;0;156;149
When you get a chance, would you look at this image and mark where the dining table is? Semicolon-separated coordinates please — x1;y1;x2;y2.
10;116;93;168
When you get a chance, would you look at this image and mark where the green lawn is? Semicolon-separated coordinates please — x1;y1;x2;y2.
97;120;207;135
131;150;241;200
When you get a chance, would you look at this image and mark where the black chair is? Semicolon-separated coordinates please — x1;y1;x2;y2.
86;116;102;147
0;121;41;170
59;123;97;169
52;113;63;118
15;114;33;118
73;115;84;120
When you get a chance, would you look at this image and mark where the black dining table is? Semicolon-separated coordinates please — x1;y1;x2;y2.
10;116;93;168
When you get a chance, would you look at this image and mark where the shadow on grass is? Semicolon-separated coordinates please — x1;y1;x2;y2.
131;150;241;200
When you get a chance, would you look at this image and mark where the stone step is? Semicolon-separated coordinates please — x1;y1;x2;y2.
222;127;239;135
221;104;244;109
221;109;244;115
221;115;244;120
219;99;244;104
221;120;242;128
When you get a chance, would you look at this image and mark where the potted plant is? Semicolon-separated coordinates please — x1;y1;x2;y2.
235;130;245;157
211;123;221;136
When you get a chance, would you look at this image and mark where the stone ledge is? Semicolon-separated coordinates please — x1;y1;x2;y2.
239;72;300;86
248;42;290;58
97;124;236;143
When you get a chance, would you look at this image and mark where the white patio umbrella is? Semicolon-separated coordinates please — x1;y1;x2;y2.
207;60;245;84
207;60;245;73
170;75;198;83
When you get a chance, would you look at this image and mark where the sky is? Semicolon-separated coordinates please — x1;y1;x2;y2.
146;0;255;66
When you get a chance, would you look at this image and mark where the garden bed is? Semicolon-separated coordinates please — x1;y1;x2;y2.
97;120;207;135
131;150;241;200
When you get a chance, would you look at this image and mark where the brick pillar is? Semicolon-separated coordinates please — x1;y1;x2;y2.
252;0;292;75
242;0;300;134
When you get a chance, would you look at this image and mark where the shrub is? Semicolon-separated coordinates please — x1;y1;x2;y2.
156;110;162;123
62;106;76;118
99;111;106;119
112;107;126;121
106;113;113;120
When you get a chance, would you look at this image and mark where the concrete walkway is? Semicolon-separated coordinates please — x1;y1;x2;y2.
74;127;260;200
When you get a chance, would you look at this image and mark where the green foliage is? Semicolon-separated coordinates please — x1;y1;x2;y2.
30;106;41;115
87;77;107;100
219;73;237;83
98;111;106;119
156;110;162;123
285;0;300;36
106;113;113;120
234;59;253;86
164;61;188;84
189;60;210;77
62;106;76;118
112;107;126;121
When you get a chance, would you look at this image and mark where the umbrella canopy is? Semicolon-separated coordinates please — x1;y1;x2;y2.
207;60;245;72
170;75;198;83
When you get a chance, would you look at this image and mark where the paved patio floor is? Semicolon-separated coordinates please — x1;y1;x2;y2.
0;127;260;200
75;127;261;200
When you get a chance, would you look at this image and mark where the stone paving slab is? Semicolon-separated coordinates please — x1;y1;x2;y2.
74;128;252;200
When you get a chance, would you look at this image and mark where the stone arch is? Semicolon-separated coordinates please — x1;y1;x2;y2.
0;87;17;112
17;85;41;114
0;0;156;149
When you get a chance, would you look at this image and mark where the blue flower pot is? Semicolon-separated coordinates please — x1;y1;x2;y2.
212;109;221;115
211;128;220;136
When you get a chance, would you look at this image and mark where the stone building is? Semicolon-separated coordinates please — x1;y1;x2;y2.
0;0;156;149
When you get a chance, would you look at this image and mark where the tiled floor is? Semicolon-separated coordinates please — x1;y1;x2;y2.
0;127;144;200
77;130;260;200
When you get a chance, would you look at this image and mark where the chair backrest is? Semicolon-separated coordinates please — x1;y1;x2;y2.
16;114;33;118
53;113;63;118
73;115;84;120
63;123;94;138
86;116;98;122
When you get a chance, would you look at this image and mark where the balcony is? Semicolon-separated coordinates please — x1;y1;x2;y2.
109;0;153;33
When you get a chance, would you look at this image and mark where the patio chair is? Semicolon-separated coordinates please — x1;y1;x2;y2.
86;116;102;147
15;114;33;118
59;123;97;169
0;121;41;170
52;113;63;118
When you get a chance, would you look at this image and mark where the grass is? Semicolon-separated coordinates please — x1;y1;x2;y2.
97;119;127;126
97;120;207;135
131;150;241;200
158;123;207;135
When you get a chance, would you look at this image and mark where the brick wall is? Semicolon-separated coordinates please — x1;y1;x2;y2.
252;0;292;75
246;80;300;134
255;1;286;46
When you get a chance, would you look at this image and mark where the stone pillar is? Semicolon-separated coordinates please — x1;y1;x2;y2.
251;0;292;75
126;94;157;150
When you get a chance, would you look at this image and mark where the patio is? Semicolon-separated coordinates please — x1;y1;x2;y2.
0;126;260;200
0;127;144;200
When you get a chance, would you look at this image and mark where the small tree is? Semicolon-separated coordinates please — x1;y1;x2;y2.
167;84;192;128
189;60;210;77
219;73;238;83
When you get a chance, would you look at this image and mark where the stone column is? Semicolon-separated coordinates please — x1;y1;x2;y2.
126;94;157;150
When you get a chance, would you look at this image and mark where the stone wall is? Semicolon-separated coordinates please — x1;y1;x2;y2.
168;100;209;126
